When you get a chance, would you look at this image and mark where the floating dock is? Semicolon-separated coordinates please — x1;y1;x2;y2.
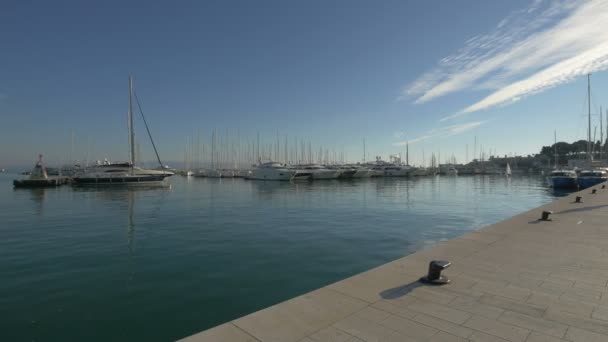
181;184;608;342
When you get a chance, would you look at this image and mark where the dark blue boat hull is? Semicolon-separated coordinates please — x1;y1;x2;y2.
549;176;578;189
72;175;168;185
578;177;607;189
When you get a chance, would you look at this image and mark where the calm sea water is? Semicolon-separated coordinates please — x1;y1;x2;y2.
0;173;568;341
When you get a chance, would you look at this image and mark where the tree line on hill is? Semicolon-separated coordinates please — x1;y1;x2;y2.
539;139;608;165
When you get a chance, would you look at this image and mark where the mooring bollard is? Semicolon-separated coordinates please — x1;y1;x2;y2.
420;260;451;285
592;189;597;194
540;210;553;221
603;184;606;189
575;196;583;203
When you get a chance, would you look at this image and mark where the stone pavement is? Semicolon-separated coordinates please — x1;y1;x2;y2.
181;185;608;342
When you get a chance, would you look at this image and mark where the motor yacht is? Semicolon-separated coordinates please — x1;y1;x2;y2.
246;162;297;181
577;170;608;189
547;170;578;189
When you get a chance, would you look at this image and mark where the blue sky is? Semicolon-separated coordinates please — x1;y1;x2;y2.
2;0;608;167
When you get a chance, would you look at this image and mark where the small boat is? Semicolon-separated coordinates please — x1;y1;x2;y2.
547;170;578;189
505;163;512;177
14;155;69;188
577;170;608;189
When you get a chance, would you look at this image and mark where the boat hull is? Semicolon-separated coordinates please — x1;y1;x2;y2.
310;170;340;180
72;175;169;186
548;176;578;189
292;172;313;181
577;177;607;189
338;169;357;179
246;169;294;181
384;169;409;177
352;169;370;178
368;170;384;177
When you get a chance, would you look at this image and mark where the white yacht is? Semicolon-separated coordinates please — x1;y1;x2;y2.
296;164;341;180
368;159;410;177
383;165;410;177
79;160;175;177
246;162;297;181
352;167;371;178
368;166;385;177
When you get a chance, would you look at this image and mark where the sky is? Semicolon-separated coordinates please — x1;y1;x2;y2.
2;0;608;168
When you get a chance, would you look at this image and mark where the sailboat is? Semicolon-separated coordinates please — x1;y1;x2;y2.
73;76;173;186
576;73;606;189
505;163;512;177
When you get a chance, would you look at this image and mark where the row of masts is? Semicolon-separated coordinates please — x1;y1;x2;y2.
183;129;355;170
180;128;506;172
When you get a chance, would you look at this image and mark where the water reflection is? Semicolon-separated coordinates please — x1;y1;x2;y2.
14;187;48;216
72;185;171;251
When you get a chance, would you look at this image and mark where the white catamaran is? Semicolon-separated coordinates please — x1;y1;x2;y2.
73;76;173;186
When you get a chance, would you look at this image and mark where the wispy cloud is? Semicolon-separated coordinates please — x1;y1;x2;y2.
403;0;608;119
393;121;485;146
393;131;406;140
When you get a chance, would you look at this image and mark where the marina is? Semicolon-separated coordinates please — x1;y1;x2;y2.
4;1;608;341
182;181;608;342
0;173;568;341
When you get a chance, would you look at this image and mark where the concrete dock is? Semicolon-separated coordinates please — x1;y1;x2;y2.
181;185;608;342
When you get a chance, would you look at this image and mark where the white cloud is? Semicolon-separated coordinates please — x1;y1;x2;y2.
393;131;406;140
393;121;485;146
402;0;608;119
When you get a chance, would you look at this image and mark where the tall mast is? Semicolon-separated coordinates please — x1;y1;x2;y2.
588;74;592;162
601;106;604;162
474;136;477;163
406;141;409;165
363;138;366;163
128;75;135;169
554;130;557;168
